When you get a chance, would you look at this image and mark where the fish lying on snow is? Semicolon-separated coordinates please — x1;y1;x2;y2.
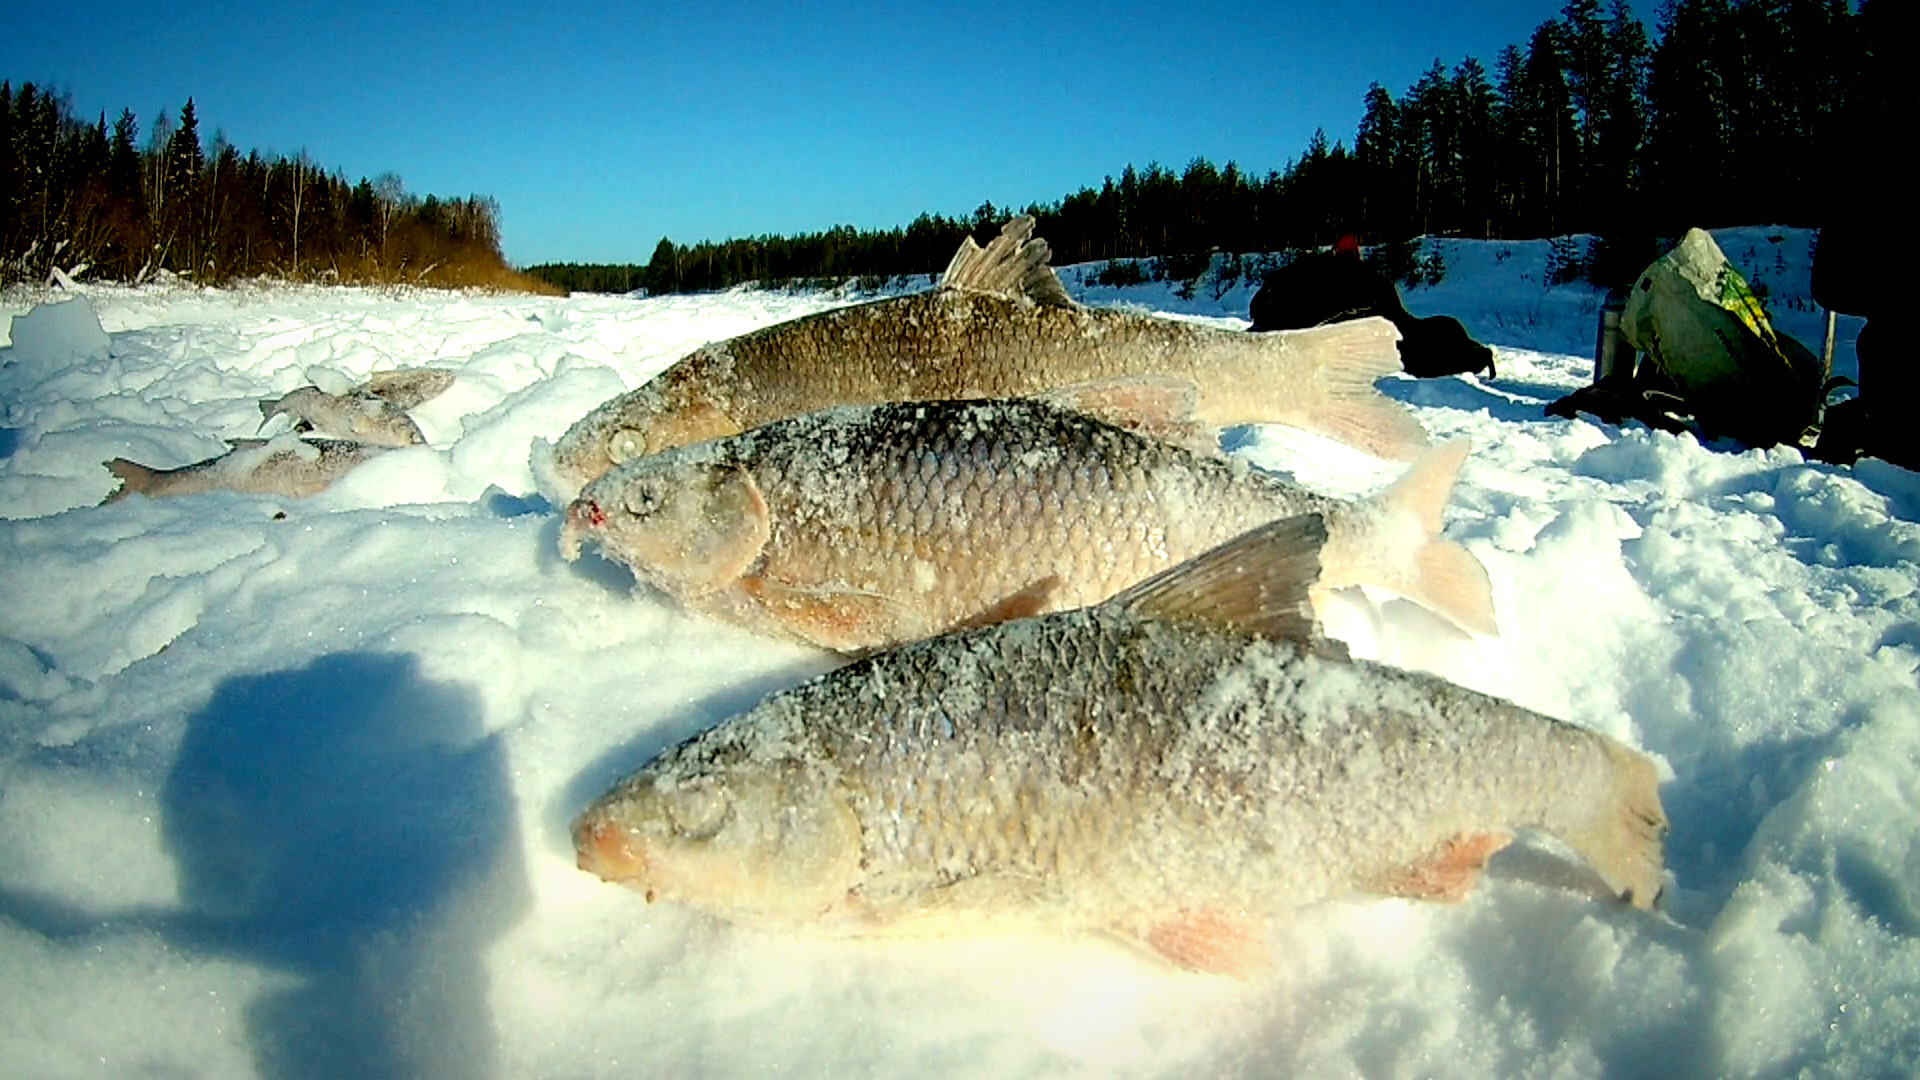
258;368;453;447
560;398;1496;651
259;387;425;447
540;216;1421;501
102;436;384;502
354;367;456;410
573;516;1667;977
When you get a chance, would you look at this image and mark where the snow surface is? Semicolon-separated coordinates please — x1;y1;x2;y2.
1;228;1916;1078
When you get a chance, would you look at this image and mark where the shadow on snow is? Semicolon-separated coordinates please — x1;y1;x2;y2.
158;650;528;1079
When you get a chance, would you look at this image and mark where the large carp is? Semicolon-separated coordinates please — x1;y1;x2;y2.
573;517;1666;976
560;398;1496;651
540;217;1422;501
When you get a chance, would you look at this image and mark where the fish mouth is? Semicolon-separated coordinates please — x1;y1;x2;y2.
558;498;607;561
574;815;649;886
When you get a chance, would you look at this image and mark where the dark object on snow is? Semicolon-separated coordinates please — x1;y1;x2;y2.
1545;376;1692;435
1552;229;1823;450
1809;21;1913;471
1248;238;1494;380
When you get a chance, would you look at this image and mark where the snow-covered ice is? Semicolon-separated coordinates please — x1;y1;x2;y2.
1;228;1915;1077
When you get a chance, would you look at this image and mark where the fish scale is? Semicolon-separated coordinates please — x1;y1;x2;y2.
573;518;1666;974
563;397;1499;653
544;216;1421;502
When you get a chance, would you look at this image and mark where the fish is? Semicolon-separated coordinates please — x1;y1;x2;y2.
559;398;1497;652
256;366;453;447
101;436;386;502
541;216;1422;501
356;367;456;410
573;516;1668;977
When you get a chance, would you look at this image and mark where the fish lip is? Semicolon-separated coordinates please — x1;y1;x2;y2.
558;498;605;561
574;816;649;883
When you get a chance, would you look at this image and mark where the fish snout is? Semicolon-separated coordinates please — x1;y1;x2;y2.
558;497;608;561
568;497;609;530
574;815;650;886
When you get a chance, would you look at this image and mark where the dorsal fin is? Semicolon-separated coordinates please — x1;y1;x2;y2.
1114;515;1342;654
939;215;1077;308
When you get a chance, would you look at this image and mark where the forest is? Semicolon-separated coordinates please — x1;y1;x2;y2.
0;91;549;290
3;0;1884;295
532;0;1884;296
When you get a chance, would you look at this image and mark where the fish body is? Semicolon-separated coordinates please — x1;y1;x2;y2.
357;367;455;410
259;386;426;447
573;518;1667;976
545;217;1419;500
561;398;1495;651
102;436;384;502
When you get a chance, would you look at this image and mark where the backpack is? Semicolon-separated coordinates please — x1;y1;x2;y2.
1617;228;1823;447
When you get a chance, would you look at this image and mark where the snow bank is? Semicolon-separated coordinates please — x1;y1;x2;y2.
0;230;1915;1077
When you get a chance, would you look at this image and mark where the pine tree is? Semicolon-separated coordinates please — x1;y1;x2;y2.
1646;0;1734;226
1354;82;1404;240
162;99;205;272
1453;57;1500;238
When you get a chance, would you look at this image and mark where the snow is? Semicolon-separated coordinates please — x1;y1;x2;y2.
2;228;1916;1077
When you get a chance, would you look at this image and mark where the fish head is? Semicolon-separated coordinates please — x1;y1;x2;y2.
548;389;661;501
560;452;770;597
573;754;863;926
549;369;740;500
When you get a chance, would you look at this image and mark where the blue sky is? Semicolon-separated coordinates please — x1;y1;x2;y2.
15;1;1573;266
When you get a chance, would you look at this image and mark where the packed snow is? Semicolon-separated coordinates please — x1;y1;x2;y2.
1;227;1915;1078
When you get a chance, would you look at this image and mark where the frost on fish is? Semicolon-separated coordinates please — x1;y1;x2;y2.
358;367;455;410
102;436;385;502
573;516;1667;977
256;366;452;447
544;216;1421;501
560;398;1495;652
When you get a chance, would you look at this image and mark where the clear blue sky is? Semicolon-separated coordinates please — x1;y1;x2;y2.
14;1;1573;267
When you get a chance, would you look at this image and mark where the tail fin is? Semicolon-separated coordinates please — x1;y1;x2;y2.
1283;317;1428;460
1329;439;1498;635
1561;739;1669;910
1378;439;1498;635
102;458;156;504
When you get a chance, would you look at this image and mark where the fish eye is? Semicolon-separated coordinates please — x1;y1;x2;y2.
606;428;645;465
662;779;730;840
624;483;662;518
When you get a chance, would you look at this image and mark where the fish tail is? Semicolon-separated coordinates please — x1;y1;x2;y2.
1383;439;1498;635
1286;317;1428;460
1335;439;1498;635
1560;739;1669;910
102;458;156;503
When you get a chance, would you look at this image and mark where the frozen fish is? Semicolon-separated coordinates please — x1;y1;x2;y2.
259;387;424;447
102;436;384;502
544;216;1420;500
574;516;1666;976
560;398;1495;651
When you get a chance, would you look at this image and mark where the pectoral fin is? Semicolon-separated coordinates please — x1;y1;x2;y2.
947;575;1064;632
739;577;914;654
1040;378;1216;452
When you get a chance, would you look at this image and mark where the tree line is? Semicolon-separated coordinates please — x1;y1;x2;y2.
531;0;1882;296
1;87;551;290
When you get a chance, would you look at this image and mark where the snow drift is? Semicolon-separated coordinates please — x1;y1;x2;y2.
0;228;1915;1077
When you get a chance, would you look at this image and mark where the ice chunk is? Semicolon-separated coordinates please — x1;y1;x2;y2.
5;296;111;366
